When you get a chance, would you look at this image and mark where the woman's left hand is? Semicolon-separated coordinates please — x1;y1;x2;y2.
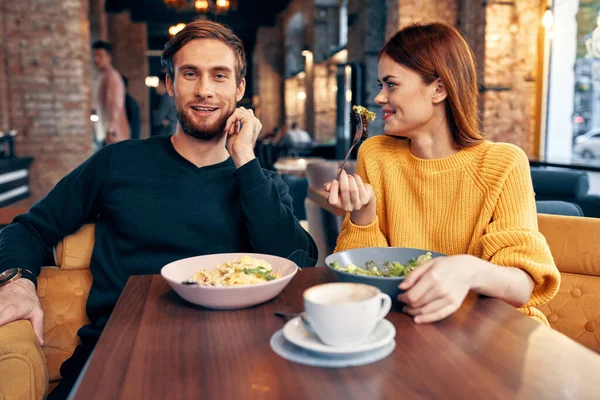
397;255;479;324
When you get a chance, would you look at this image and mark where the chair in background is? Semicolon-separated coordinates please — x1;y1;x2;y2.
531;167;600;217
280;174;308;221
535;200;583;217
305;160;356;266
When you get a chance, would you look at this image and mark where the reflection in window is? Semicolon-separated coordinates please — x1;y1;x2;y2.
546;0;600;165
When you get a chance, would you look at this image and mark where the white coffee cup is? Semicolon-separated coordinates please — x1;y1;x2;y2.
302;282;392;347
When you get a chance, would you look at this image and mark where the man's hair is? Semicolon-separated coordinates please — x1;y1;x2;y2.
161;20;246;85
92;41;112;54
158;74;167;86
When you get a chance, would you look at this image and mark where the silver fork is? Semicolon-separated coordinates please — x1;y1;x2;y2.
274;311;311;326
336;114;367;181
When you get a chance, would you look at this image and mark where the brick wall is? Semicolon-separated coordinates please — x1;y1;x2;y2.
397;0;457;27
0;0;93;202
108;11;149;139
89;0;108;43
483;1;540;155
0;4;8;132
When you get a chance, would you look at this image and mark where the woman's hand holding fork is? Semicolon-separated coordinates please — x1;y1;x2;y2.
324;170;377;226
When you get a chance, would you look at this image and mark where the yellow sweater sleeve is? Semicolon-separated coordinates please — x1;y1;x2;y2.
480;147;560;311
334;145;388;252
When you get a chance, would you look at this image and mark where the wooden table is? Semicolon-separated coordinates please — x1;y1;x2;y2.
72;268;600;399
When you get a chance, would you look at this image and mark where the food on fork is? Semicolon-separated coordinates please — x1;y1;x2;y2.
189;255;280;287
352;105;377;123
351;105;376;141
336;105;377;180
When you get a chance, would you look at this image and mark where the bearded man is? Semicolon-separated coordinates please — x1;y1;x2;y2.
0;20;317;400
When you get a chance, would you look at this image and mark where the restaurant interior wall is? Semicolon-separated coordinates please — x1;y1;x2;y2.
107;11;150;139
0;0;93;202
345;0;386;137
482;0;542;156
282;1;315;134
254;26;284;135
313;62;338;144
285;75;307;130
274;0;546;158
89;0;108;43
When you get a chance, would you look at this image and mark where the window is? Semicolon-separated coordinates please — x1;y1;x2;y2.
545;0;600;165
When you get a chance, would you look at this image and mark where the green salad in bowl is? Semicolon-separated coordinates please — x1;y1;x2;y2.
325;248;445;299
330;252;432;278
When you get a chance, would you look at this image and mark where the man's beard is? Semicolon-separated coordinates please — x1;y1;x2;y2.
174;102;230;141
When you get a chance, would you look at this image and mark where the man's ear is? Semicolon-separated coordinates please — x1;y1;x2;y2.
432;78;447;104
166;74;174;97
236;78;246;102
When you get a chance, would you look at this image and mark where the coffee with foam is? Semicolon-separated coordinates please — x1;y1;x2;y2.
304;283;377;304
302;283;391;347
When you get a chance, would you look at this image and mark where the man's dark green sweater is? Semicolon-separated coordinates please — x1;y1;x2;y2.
0;136;318;342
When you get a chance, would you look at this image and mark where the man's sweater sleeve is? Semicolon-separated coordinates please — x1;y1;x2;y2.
234;159;318;267
0;146;112;277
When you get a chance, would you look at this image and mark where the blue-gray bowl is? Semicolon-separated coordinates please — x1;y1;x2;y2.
325;247;446;300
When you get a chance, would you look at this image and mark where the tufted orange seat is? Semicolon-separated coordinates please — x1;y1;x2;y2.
0;224;94;399
538;214;600;353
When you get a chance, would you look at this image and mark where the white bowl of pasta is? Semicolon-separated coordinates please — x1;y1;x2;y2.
161;253;300;310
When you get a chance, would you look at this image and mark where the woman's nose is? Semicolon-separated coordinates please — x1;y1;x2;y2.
374;90;387;105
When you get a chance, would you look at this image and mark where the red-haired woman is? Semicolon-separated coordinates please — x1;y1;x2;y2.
325;22;560;325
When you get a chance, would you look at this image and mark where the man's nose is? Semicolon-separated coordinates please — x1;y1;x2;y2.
195;76;214;98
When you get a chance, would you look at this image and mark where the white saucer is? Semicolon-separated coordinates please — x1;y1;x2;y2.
270;329;396;368
282;317;396;355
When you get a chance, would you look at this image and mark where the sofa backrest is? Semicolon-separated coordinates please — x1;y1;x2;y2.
531;167;590;200
536;201;583;216
537;213;600;353
53;223;95;269
39;223;95;382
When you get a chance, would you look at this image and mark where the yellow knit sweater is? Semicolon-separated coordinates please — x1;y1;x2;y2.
335;135;561;325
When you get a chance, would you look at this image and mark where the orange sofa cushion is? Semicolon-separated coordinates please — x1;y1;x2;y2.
0;224;95;399
54;224;95;270
538;273;600;351
0;320;48;400
38;267;92;383
538;214;600;352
